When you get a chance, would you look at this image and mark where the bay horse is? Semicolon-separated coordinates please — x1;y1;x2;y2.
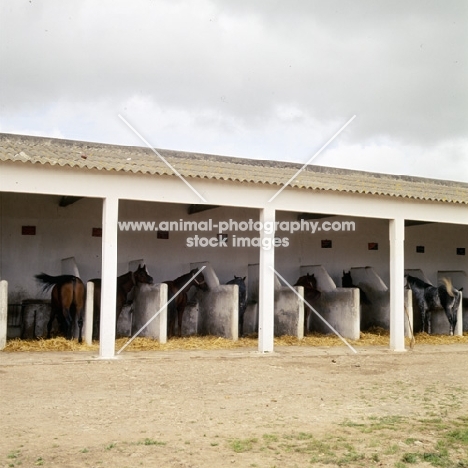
404;274;463;335
90;264;153;339
294;273;320;335
227;276;247;337
163;268;208;338
342;271;370;305
35;273;85;343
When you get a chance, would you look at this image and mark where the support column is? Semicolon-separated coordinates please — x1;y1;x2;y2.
0;280;7;350
455;291;463;336
258;206;275;353
84;281;94;345
99;196;119;358
389;217;406;351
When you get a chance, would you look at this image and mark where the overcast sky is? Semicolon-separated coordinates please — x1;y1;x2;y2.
1;0;467;182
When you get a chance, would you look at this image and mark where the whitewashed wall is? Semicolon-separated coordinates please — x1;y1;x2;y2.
0;193;102;302
1;191;467;303
405;223;468;285
118;200;260;285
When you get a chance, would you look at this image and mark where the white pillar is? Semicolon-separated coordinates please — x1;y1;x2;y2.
0;280;7;350
389;218;406;351
455;291;463;336
258;207;275;353
84;281;94;345
99;196;119;358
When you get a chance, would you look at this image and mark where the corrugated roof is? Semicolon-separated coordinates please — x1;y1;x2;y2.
1;132;467;204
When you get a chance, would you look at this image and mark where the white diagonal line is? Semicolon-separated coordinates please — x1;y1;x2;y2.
269;266;357;354
268;115;357;203
116;266;206;354
118;114;207;203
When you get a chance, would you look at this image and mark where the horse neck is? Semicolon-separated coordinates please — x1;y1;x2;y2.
229;278;243;287
174;272;200;292
117;271;135;295
294;277;304;287
296;276;316;290
342;277;352;287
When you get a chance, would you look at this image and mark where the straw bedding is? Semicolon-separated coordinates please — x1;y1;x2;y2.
3;328;467;353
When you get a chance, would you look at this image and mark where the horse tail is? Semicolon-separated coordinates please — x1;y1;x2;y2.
440;277;454;297
35;273;64;292
71;277;86;308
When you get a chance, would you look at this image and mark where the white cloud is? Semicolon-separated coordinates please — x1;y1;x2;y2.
1;0;467;182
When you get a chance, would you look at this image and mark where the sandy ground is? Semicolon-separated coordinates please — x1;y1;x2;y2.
1;344;468;468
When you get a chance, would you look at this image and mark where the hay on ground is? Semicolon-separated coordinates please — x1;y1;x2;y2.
3;337;97;352
2;331;467;353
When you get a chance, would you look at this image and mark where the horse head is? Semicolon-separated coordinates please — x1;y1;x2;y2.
305;273;317;289
190;268;209;291
342;271;353;287
228;276;247;297
134;264;154;285
294;273;317;291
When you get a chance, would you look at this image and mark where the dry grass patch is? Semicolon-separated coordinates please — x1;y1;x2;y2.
3;337;97;352
3;330;467;353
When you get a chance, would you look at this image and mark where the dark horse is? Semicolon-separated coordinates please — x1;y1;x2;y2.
294;273;321;335
35;273;86;343
404;274;463;335
227;276;247;337
163;268;208;337
341;271;370;305
90;264;153;339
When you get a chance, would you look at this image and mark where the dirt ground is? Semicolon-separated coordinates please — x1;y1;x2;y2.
1;343;468;468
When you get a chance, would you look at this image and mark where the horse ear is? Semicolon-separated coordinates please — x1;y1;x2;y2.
243;276;246;281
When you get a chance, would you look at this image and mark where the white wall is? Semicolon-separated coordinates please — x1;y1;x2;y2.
118;200;260;285
277;212;390;287
405;222;468;285
2;192;467;303
0;193;102;302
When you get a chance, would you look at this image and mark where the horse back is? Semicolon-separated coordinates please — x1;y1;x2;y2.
49;276;84;308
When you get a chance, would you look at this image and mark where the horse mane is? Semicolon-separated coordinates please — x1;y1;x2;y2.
174;270;193;285
117;271;132;283
294;274;316;288
170;268;202;290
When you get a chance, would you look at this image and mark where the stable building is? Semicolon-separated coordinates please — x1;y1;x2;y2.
0;132;467;357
